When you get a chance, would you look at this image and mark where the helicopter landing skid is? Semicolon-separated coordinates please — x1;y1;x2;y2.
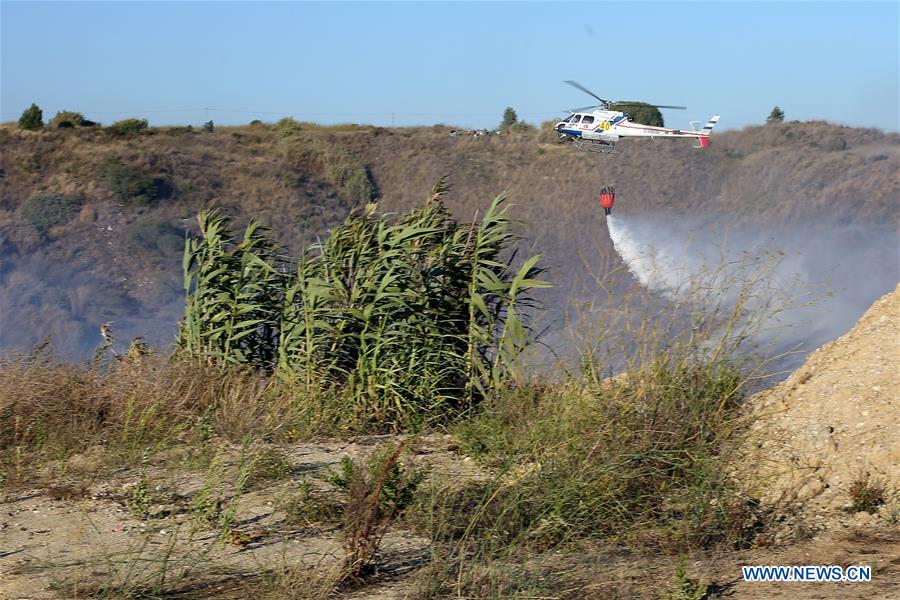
573;139;617;154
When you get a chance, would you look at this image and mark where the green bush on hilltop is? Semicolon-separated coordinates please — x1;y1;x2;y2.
18;103;44;131
609;101;664;127
110;118;149;135
49;111;97;128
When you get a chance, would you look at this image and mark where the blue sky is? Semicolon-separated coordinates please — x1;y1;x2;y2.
2;1;898;131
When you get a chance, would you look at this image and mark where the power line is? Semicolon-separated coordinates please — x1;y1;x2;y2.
1;106;563;118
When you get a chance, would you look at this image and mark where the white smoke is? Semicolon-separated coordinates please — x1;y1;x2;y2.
605;212;900;366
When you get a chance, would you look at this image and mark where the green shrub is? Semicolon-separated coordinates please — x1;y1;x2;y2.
97;158;161;206
609;101;664;127
49;111;96;128
334;441;423;578
20;193;82;234
276;117;304;138
124;217;185;256
817;134;847;151
18;103;44;131
847;475;886;514
110;118;148;135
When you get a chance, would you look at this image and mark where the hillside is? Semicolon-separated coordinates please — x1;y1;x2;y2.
0;121;897;356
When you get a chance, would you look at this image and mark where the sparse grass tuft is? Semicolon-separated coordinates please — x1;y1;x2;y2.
280;478;344;527
337;440;423;579
239;446;291;490
663;555;709;600
847;474;887;514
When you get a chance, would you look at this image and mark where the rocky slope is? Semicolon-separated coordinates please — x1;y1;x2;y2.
744;283;899;527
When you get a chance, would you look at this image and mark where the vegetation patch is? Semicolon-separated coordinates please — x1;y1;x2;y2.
18;103;44;130
276;117;377;203
109;118;149;135
847;474;887;514
49;110;97;129
179;181;549;429
97;157;165;206
20;193;82;235
124;217;185;257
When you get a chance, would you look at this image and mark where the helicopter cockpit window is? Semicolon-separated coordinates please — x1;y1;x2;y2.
581;115;595;124
568;115;581;123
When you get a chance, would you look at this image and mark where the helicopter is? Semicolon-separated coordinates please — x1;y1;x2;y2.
556;81;720;153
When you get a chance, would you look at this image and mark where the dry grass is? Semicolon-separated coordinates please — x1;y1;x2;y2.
0;350;350;486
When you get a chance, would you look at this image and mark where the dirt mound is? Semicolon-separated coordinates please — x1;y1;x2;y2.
744;283;900;527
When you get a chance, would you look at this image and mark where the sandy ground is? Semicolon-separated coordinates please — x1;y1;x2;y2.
3;287;899;599
2;436;898;599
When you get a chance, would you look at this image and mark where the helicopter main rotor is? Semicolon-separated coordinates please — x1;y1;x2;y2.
563;80;687;112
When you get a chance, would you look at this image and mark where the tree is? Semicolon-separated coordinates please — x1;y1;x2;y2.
609;102;664;127
766;106;785;124
18;103;44;131
499;107;518;131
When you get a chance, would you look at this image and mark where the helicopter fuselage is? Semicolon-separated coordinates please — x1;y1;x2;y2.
555;110;719;150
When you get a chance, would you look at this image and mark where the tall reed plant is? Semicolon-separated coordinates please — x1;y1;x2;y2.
179;181;549;428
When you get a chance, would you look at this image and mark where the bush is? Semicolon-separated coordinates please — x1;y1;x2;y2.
20;193;82;234
97;158;162;206
276;117;304;138
535;119;562;143
49;111;96;128
110;118;149;135
18;104;44;131
125;217;185;257
816;134;847;151
203;120;214;132
609;102;664;127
